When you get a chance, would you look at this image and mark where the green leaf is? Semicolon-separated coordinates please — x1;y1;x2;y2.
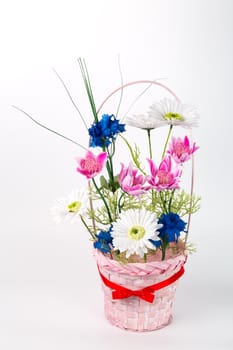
100;175;109;189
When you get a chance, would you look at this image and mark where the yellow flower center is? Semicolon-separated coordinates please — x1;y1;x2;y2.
128;225;145;240
164;112;183;121
67;201;82;213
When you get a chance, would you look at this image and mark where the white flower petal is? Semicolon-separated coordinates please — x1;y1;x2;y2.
124;114;162;130
124;98;199;130
50;188;89;224
111;208;161;258
148;98;199;129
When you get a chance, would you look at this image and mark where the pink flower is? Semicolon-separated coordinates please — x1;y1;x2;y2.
167;136;199;164
76;150;107;179
147;156;182;191
119;163;148;196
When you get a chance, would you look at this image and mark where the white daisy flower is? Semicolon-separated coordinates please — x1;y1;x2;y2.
148;98;199;128
50;189;89;224
124;114;161;130
111;208;162;258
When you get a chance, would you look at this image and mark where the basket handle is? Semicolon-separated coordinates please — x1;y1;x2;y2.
97;80;180;115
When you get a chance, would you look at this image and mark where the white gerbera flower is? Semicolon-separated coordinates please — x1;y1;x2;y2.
124;114;161;130
111;208;162;258
148;98;199;128
50;189;89;224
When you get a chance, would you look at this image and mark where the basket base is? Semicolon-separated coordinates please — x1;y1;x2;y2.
105;310;173;332
104;301;174;332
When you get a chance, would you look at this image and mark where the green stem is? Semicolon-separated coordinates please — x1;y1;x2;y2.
102;143;115;188
110;139;116;158
88;182;97;235
80;215;96;240
161;238;168;261
159;191;168;213
161;245;166;260
147;129;156;209
92;178;113;223
168;189;176;212
105;160;113;182
120;135;146;175
147;129;153;159
161;125;173;159
106;148;114;182
118;192;125;213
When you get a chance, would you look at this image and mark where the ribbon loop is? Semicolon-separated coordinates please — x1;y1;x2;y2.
98;265;185;304
112;288;155;303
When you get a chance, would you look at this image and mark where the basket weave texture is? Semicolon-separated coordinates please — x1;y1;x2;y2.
95;250;186;331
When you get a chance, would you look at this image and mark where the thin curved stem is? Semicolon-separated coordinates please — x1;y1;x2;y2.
120;134;146;175
88;182;97;235
110;139;116;158
115;55;124;118
92;178;112;223
80;215;96;240
12;105;87;150
52;68;88;129
118;192;125;214
184;131;195;246
122;82;154;120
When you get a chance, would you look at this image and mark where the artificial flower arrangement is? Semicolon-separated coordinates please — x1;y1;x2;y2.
15;59;200;331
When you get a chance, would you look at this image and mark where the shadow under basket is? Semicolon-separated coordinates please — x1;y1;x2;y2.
94;250;186;332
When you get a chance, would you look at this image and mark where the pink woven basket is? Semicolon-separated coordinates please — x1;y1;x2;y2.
94;250;186;331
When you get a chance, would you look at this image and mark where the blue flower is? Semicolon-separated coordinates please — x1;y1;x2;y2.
93;227;113;254
89;114;125;148
157;212;186;243
149;239;161;248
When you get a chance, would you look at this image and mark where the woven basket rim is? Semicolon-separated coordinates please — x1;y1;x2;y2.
94;249;187;277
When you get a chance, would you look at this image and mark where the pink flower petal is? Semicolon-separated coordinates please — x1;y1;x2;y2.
76;150;107;179
119;163;148;196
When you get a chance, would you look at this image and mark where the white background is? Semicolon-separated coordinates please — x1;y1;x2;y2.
1;0;233;349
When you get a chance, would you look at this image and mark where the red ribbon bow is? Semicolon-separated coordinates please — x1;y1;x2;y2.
98;265;185;303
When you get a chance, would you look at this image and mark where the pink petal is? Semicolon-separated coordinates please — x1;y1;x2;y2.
119;163;127;183
96;152;108;165
76;167;92;179
159;156;171;172
86;150;95;159
147;158;157;177
184;135;190;148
